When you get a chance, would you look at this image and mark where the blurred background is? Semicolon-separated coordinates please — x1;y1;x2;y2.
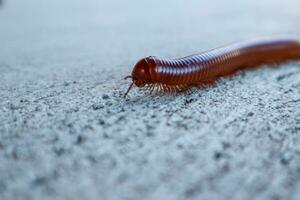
0;0;300;79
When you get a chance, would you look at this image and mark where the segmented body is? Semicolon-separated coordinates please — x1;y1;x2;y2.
125;37;300;96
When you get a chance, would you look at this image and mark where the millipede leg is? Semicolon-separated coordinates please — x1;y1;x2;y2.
155;84;160;94
158;84;163;94
150;84;156;94
171;86;176;95
163;85;169;93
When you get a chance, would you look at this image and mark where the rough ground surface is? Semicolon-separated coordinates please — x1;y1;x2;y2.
0;0;300;200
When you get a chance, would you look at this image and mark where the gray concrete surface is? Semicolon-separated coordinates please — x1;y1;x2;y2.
0;0;300;199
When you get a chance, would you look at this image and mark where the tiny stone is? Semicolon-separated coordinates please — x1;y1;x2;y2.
146;131;154;137
53;147;65;156
103;132;109;138
47;112;54;117
222;141;231;149
102;94;110;99
280;153;293;165
105;101;113;106
76;135;87;144
63;81;69;86
185;98;194;104
92;104;104;110
32;176;47;186
247;112;254;117
214;151;223;160
98;119;105;125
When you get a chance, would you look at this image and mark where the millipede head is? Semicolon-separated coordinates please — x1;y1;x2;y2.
123;57;154;97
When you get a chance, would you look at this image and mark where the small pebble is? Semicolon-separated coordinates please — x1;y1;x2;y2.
214;151;223;160
92;104;104;110
76;135;87;144
247;112;254;117
102;94;110;99
105;101;113;106
98;119;105;125
63;81;69;86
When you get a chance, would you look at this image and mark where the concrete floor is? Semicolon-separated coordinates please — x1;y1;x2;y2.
0;0;300;199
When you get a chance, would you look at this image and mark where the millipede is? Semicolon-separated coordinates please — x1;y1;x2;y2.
124;37;300;97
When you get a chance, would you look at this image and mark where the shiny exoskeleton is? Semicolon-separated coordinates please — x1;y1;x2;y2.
124;37;300;97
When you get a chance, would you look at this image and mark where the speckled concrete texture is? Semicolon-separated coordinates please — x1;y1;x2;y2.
0;0;300;200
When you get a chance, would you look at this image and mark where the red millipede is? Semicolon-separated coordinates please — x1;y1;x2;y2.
124;37;300;97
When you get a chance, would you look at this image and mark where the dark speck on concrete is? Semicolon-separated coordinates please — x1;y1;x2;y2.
76;134;88;145
98;118;105;125
53;147;65;156
184;183;202;198
32;176;48;187
280;152;293;165
92;103;104;110
63;81;70;87
222;141;231;149
102;94;110;99
105;101;113;106
247;112;254;117
184;98;195;105
214;151;224;160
